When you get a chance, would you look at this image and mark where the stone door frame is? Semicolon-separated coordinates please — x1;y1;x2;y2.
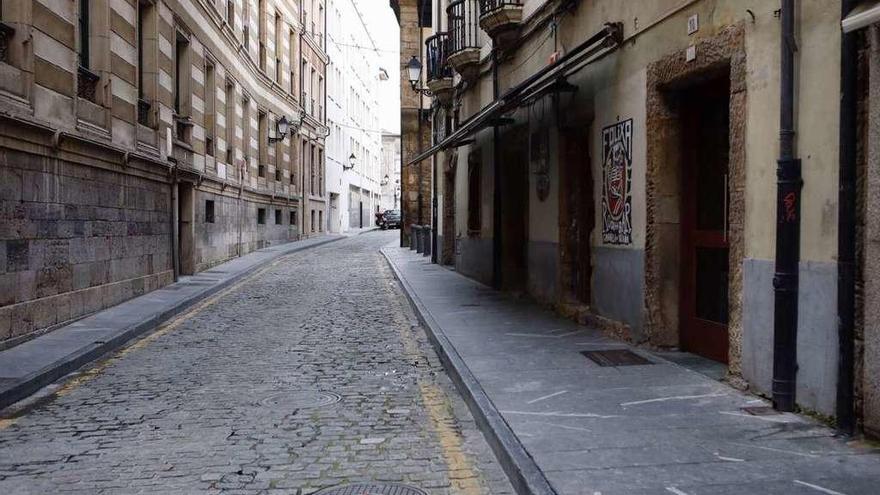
644;25;747;376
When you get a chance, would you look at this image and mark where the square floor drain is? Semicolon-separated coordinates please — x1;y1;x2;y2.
581;349;654;367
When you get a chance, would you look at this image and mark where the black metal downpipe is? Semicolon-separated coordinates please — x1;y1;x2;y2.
491;50;502;290
772;0;802;412
836;0;858;435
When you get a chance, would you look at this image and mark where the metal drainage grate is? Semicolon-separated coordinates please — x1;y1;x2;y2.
314;483;427;495
581;349;654;367
258;391;341;409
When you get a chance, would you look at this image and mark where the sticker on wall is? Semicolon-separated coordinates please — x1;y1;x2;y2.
531;128;550;201
601;119;633;245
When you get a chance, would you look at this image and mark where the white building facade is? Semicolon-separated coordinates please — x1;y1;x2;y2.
381;133;402;212
326;0;384;232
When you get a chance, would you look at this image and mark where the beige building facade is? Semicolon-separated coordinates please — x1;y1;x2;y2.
0;0;326;348
401;0;880;435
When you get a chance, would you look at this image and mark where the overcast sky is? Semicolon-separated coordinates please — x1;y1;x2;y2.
353;0;400;134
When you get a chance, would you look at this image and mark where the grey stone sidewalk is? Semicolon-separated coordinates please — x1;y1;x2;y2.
383;246;880;495
0;235;342;411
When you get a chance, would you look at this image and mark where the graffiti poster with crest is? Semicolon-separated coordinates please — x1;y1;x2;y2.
601;119;633;245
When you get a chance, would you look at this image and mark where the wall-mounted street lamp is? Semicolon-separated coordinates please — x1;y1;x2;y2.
344;152;356;171
407;56;432;97
269;115;290;143
381;174;390;186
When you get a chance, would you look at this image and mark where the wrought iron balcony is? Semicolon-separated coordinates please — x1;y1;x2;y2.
425;32;452;82
447;0;481;80
425;32;454;104
478;0;522;41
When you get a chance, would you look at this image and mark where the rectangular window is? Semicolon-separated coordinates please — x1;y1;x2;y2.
258;0;267;71
205;59;216;157
242;0;250;48
77;0;100;101
79;0;90;69
275;209;282;225
318;148;324;194
275;169;282;182
467;150;482;234
318;210;323;232
290;138;297;185
205;200;215;223
318;75;324;122
301;59;308;111
302;139;309;194
310;68;316;116
290;210;296;225
241;96;249;165
226;0;234;24
274;12;282;82
258;110;267;173
289;30;296;94
174;33;189;114
137;1;152;126
257;207;266;224
311;210;315;232
225;79;236;164
310;144;316;194
174;31;191;142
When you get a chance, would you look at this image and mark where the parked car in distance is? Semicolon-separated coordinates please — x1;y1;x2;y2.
381;210;401;230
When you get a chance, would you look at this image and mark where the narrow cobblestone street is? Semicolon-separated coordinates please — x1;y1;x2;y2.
0;231;513;495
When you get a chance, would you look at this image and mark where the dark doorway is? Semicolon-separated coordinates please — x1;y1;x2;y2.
499;126;529;291
177;182;195;275
441;155;456;265
560;125;593;305
679;76;730;363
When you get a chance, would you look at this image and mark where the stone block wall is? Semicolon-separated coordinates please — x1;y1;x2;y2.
193;189;300;272
0;148;173;346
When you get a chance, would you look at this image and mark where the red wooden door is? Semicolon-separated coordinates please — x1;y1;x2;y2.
680;79;730;363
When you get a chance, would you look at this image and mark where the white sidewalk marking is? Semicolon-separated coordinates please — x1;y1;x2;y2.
500;410;618;419
793;480;847;495
527;390;568;404
620;392;726;407
666;487;691;495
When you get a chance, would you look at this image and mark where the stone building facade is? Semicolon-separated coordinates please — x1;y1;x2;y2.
0;0;327;348
399;0;880;435
380;133;401;212
391;0;432;246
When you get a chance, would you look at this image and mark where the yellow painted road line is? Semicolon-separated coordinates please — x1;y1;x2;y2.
381;257;483;495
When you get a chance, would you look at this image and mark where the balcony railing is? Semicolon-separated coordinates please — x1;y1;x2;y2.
478;0;523;42
425;32;452;82
478;0;522;15
448;0;480;55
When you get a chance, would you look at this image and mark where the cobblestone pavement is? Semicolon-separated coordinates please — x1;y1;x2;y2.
0;231;514;495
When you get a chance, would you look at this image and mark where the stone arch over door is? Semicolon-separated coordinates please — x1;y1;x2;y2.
644;25;747;376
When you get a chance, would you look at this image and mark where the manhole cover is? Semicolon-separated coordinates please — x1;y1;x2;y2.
258;391;341;409
314;483;427;495
582;349;654;367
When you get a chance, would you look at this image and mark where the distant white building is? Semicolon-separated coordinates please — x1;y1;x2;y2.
381;133;401;212
326;0;385;232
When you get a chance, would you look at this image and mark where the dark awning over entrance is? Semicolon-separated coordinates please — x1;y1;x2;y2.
406;22;623;166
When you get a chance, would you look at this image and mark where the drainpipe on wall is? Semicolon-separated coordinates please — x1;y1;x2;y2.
836;0;858;435
491;50;502;290
772;0;802;412
238;164;244;255
171;173;180;282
